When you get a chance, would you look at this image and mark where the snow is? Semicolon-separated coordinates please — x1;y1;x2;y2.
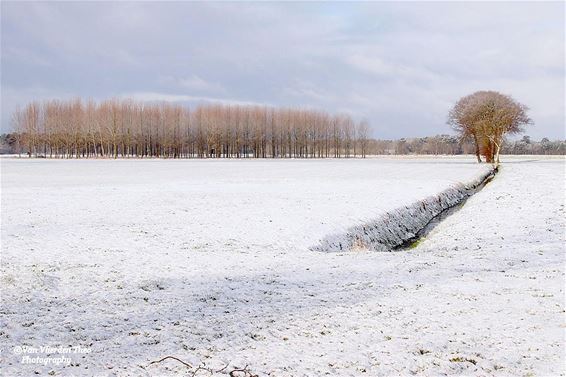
0;156;563;376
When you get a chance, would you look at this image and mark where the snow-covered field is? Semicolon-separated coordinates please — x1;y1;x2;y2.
0;157;563;376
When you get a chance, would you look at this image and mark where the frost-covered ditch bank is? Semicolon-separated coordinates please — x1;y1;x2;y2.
312;167;496;252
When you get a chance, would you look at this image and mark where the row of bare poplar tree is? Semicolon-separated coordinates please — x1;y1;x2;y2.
13;99;371;158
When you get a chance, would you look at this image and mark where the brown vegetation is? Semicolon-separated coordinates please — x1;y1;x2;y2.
448;91;532;165
7;96;561;159
11;99;370;158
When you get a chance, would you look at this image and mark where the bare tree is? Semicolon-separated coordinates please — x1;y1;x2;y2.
448;93;482;162
448;91;531;165
10;98;372;159
357;120;370;158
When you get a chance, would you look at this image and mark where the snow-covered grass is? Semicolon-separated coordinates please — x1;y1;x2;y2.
0;157;563;376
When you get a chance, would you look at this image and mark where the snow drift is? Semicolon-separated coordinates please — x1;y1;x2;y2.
312;167;497;252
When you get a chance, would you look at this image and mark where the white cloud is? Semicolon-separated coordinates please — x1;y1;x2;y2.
122;92;267;107
159;75;226;93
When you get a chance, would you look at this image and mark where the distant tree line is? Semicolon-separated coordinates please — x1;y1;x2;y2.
2;98;564;158
363;135;565;156
501;136;565;155
3;129;562;157
9;99;370;158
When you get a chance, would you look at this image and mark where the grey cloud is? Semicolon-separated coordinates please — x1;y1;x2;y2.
1;1;564;139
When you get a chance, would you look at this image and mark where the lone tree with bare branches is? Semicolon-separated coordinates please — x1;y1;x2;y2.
448;91;532;166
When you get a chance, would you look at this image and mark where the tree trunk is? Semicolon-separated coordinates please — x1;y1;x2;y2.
472;133;482;163
493;140;501;168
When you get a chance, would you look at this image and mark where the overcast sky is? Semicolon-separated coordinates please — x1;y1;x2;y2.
1;1;564;139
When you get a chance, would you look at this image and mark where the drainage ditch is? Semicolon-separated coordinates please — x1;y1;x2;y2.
312;167;498;253
395;167;497;250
